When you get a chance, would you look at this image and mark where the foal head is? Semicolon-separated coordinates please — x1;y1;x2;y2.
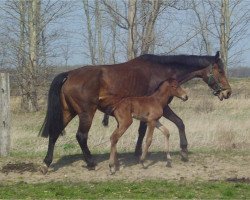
166;79;188;101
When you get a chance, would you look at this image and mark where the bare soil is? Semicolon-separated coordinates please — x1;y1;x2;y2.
0;151;249;184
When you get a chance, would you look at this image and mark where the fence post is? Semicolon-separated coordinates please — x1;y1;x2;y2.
0;73;10;156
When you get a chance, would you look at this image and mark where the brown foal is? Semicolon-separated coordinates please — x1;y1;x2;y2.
109;79;188;174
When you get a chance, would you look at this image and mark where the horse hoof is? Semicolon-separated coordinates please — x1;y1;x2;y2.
102;120;109;127
180;150;189;162
166;161;172;168
87;164;96;171
39;164;48;174
87;161;97;170
134;148;142;157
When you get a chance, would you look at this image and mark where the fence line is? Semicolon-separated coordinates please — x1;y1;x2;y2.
0;73;10;156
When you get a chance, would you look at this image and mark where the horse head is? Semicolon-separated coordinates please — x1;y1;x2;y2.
202;51;232;101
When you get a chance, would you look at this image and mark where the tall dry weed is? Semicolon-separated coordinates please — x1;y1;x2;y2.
194;99;215;113
216;126;236;150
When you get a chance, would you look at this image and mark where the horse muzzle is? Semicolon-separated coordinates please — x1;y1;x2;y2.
216;88;232;101
181;94;188;101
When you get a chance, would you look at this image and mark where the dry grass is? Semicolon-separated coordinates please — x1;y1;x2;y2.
9;78;250;157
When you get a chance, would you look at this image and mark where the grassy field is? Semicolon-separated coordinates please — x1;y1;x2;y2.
1;180;250;199
0;77;249;199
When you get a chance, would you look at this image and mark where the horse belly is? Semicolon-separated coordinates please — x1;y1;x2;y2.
97;96;122;115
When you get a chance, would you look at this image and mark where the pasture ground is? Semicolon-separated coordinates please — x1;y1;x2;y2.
0;78;250;198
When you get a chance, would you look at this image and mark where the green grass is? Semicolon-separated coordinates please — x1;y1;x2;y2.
0;180;249;199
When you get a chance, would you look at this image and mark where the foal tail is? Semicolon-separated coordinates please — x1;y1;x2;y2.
39;72;68;138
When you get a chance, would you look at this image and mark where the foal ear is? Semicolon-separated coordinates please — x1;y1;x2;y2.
215;51;220;61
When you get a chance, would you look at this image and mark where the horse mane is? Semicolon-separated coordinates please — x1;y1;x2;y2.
139;54;216;70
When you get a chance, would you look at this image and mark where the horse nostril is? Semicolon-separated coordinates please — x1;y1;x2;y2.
183;95;188;101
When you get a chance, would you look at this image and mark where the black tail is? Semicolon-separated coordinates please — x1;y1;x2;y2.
39;72;68;138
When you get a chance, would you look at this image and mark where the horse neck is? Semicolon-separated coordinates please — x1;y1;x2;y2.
176;64;209;84
165;56;214;84
152;84;172;107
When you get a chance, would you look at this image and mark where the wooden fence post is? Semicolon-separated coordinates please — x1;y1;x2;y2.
0;73;10;156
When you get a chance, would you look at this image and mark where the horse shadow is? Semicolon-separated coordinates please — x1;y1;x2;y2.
51;151;185;172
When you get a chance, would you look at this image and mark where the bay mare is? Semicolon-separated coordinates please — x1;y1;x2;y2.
39;51;231;173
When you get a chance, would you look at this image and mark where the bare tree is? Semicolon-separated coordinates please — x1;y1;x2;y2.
95;0;104;64
140;0;162;54
83;0;96;64
1;0;74;111
127;0;137;59
220;0;230;71
102;0;167;58
191;0;212;55
191;0;250;72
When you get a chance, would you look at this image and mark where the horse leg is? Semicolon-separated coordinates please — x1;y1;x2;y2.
140;121;155;168
156;121;171;167
76;108;97;170
134;121;147;157
102;113;109;127
109;112;132;174
41;110;74;174
163;105;188;161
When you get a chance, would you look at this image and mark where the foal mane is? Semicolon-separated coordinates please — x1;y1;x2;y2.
139;54;216;70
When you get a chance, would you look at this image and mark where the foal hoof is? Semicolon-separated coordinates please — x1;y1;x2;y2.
140;160;147;169
109;165;116;175
166;160;172;168
39;164;48;175
180;150;189;162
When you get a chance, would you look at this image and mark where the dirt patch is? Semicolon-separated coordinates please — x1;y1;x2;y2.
226;177;250;184
1;162;39;174
0;152;249;184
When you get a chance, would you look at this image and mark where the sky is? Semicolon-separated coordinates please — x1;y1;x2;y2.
57;0;250;68
1;0;249;68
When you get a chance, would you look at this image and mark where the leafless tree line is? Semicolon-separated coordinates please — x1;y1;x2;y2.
0;0;249;111
0;0;74;111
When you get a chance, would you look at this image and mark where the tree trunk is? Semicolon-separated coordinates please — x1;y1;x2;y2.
18;0;29;111
110;20;117;64
127;0;137;60
220;0;230;73
27;0;39;111
83;0;96;65
95;1;104;64
141;0;161;55
191;0;212;55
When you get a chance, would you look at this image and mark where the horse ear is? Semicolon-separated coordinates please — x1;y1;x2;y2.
215;51;220;61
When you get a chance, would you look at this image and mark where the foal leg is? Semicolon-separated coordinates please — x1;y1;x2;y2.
76;108;97;170
156;121;171;167
163;105;188;161
134;121;147;157
109;117;132;174
140;121;156;167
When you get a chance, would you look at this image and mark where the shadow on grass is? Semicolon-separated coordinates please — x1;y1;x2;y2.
51;150;192;172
